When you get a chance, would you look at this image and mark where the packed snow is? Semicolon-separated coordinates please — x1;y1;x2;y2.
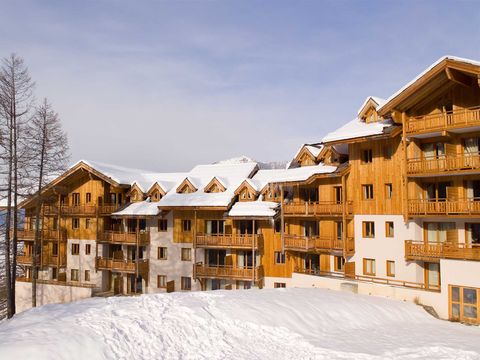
0;288;479;360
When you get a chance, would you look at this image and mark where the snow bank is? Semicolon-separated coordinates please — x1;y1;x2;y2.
0;288;479;360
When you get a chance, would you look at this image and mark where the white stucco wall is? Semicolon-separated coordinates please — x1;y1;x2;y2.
15;281;93;313
146;214;202;293
351;215;423;283
66;238;101;286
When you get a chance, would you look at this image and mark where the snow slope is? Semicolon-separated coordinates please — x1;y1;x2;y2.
0;288;479;360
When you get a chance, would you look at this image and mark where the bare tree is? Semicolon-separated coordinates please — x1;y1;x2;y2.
0;53;34;317
26;98;69;307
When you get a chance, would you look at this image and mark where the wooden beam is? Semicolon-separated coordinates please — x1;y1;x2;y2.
445;67;474;88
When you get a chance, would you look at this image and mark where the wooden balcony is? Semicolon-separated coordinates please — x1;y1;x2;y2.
16;276;96;288
194;263;264;282
195;234;262;249
96;257;149;274
42;255;67;267
43;203;121;216
17;254;38;265
407;154;480;176
408;199;480;216
284;234;354;254
406;106;480;136
15;229;67;242
284;201;352;216
98;231;150;245
405;240;480;261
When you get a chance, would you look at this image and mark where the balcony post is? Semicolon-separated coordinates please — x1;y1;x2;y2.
280;185;285;253
402;111;409;222
252;219;256;284
135;218;139;294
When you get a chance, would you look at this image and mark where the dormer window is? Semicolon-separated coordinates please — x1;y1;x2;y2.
204;177;226;193
177;178;197;194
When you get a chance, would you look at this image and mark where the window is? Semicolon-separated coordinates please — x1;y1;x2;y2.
334;256;345;272
384;145;393;160
52;243;58;256
334;186;343;203
157;247;167;260
85;218;91;229
181;277;191;291
205;220;224;234
86;192;92;203
84;270;90;282
385;221;394;237
425;222;456;243
362;184;374;200
181;248;192;261
157;275;167;288
274;282;286;288
72;193;80;205
335;221;343;240
362;221;375;238
385;183;393;199
85;244;91;255
363;258;376;276
53;218;58;231
425;262;440;290
422;142;445;159
71;243;80;255
71;269;79;281
72;218;80;229
362;149;373;164
183;219;191;232
52;267;58;280
274;251;285;264
450;285;479;323
274;220;281;233
158;219;168;232
386;260;395;277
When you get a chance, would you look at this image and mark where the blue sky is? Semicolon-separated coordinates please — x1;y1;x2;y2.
0;0;479;171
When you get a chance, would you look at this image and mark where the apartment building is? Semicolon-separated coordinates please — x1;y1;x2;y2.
15;55;480;324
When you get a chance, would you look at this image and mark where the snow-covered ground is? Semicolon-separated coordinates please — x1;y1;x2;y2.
0;288;479;360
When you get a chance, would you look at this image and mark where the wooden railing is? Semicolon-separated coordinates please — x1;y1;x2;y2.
43;203;121;216
406;106;480;135
42;255;67;267
407;154;480;175
98;230;150;245
194;263;264;281
14;229;67;241
195;234;262;249
405;240;480;261
284;234;354;254
96;257;149;274
408;199;480;216
17;254;38;265
284;201;353;216
294;267;441;292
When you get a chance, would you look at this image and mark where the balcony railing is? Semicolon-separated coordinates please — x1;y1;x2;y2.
98;230;150;245
16;276;96;288
193;263;264;281
407;154;480;175
406;106;480;135
284;234;354;254
195;234;262;249
284;201;352;216
43;203;121;216
408;199;480;216
14;229;67;242
405;240;480;261
96;257;149;274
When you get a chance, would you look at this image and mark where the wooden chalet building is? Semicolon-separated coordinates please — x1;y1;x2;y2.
14;56;480;324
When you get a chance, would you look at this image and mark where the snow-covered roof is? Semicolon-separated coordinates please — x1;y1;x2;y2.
357;96;387;116
73;160;186;193
159;162;258;207
228;200;279;218
293;144;323;160
111;200;160;217
378;55;480;113
246;163;337;191
322;118;394;143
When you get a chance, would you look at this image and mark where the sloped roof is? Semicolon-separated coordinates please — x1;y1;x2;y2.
111;200;160;217
357;96;387;116
378;55;480;114
322;118;395;143
228;200;279;218
158;162;258;208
